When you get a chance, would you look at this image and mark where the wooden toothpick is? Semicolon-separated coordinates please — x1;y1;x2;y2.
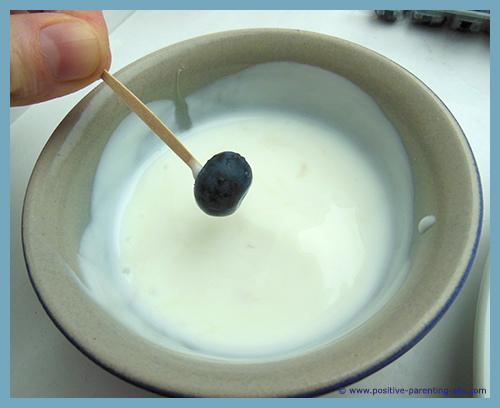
101;70;202;179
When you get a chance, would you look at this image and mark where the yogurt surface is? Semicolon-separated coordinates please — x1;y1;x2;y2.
78;62;413;360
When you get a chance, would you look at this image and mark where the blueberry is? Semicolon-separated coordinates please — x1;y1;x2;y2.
194;151;252;216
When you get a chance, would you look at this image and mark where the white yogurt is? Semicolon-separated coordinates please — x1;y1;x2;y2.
78;62;414;360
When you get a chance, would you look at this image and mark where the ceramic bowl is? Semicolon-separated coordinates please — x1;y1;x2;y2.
22;29;482;397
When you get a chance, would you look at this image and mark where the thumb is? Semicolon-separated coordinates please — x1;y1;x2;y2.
10;11;111;106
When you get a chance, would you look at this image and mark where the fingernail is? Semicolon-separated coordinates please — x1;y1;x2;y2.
39;22;101;81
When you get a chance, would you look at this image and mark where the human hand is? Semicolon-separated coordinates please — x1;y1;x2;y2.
10;10;112;106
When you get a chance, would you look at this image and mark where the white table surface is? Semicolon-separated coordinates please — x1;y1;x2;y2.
10;10;490;398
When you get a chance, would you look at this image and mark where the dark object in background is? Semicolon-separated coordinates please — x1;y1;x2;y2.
375;10;490;34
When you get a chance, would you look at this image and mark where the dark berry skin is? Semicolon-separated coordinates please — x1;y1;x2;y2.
194;151;252;216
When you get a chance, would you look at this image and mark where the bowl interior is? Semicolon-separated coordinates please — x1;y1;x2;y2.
22;29;482;397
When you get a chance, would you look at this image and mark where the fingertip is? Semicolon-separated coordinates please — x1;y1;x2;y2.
10;11;112;106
